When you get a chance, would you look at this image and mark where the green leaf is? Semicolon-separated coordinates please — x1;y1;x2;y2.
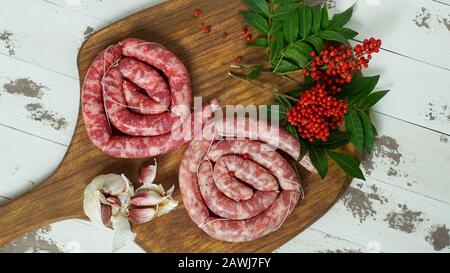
298;4;312;38
274;59;299;74
358;111;375;154
292;41;314;58
248;37;269;47
270;20;283;34
372;122;378;136
314;130;351;150
273;0;298;4
271;34;284;63
337;71;363;98
345;108;364;151
329;5;354;28
286;124;309;163
305;35;324;52
333;27;358;39
267;104;286;121
309;145;328;179
241;11;270;34
311;5;322;33
359;90;389;110
286;123;298;138
347;75;380;104
247;65;263;79
243;0;270;18
298;137;309;162
285;47;309;67
284;10;299;44
285;86;307;100
276;95;293;110
317;30;349;45
320;6;329;29
327;151;365;180
272;3;300;19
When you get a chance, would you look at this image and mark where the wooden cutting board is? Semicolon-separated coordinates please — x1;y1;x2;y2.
0;0;355;252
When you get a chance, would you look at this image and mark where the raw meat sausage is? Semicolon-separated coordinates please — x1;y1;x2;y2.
119;58;171;115
179;117;306;242
81;39;216;158
103;67;180;136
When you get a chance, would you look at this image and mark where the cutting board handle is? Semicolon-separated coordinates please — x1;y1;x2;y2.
0;177;84;246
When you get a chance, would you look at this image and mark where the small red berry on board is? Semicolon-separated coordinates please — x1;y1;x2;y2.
203;25;212;33
235;56;242;63
193;9;201;17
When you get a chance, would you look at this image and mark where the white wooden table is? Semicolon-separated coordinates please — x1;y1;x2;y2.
0;0;449;253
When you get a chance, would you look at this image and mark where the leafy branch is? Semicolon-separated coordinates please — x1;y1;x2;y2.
237;0;389;180
242;1;358;75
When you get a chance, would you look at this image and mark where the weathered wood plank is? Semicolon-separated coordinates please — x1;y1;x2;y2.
310;177;450;252
0;197;9;205
0;54;79;145
0;0;105;78
359;48;450;135
361;112;450;203
0;125;67;198
276;228;366;253
334;0;450;70
45;0;165;23
0;219;145;253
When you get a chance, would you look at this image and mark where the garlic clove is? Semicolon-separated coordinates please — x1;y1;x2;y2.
139;159;157;185
157;198;179;217
130;190;164;206
106;196;121;208
136;183;166;196
102;174;130;195
128;207;157;224
101;204;112;226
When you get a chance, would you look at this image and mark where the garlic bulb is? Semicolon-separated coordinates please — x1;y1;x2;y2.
83;160;178;252
83;174;135;252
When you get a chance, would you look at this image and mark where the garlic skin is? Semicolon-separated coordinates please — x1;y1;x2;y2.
83;174;135;252
156;185;179;217
83;174;122;226
111;214;135;251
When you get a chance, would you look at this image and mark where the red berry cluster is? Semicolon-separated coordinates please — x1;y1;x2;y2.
354;37;381;68
301;38;382;94
287;84;348;142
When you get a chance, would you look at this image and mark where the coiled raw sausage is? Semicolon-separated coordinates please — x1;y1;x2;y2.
179;117;310;242
81;38;217;158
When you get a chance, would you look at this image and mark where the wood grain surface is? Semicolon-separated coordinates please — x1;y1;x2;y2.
0;0;355;252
